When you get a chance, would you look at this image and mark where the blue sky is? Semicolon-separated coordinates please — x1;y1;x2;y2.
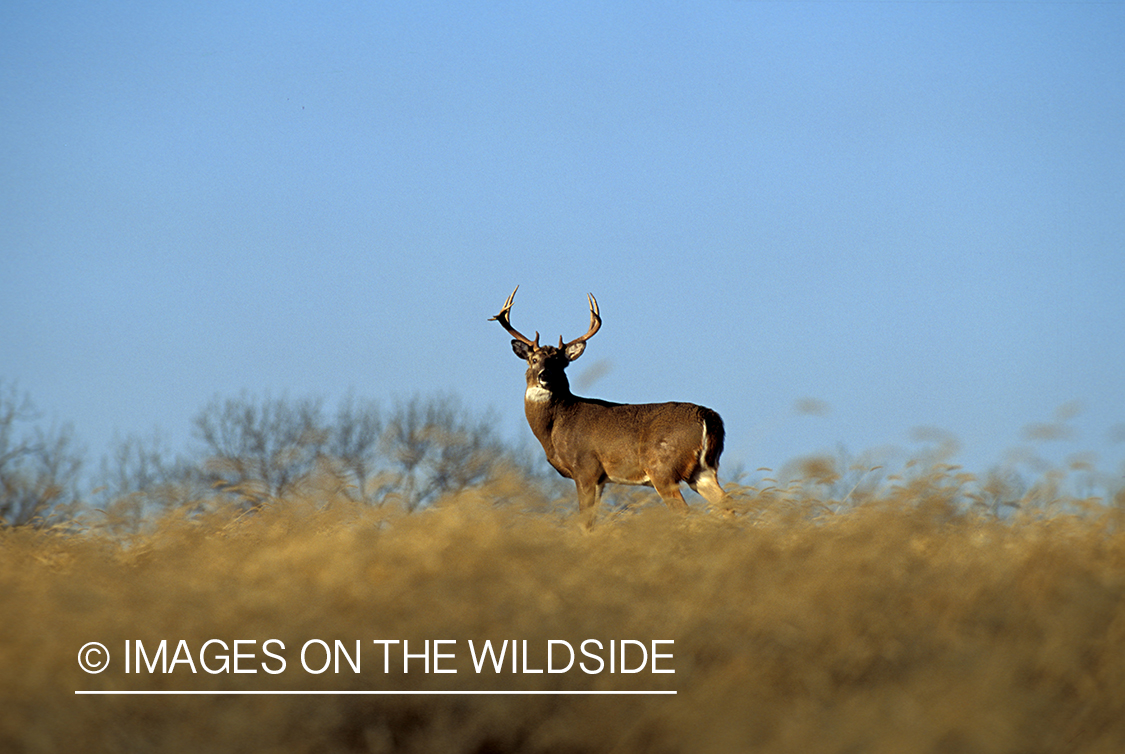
3;1;1123;488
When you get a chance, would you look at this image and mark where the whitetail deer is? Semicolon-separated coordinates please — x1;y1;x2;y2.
490;286;729;524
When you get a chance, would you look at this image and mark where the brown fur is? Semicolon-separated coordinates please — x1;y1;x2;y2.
512;340;729;525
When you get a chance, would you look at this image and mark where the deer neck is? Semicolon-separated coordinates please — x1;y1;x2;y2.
523;380;575;445
524;384;554;405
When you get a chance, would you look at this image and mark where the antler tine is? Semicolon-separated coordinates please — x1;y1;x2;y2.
489;285;539;349
560;292;602;348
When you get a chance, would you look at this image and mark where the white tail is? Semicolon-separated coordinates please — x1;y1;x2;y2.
490;286;729;525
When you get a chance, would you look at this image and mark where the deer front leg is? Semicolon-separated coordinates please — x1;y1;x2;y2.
575;476;603;530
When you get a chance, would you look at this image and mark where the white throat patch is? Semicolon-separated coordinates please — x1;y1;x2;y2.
525;385;552;403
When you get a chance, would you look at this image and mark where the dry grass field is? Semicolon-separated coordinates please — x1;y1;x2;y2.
3;468;1125;754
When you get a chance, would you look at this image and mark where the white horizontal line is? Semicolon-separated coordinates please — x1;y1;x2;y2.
75;690;676;696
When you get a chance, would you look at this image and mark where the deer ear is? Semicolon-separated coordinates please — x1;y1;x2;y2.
564;341;586;361
512;340;534;360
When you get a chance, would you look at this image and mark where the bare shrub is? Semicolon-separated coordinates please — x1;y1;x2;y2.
93;433;206;537
187;392;514;512
193;393;328;508
0;380;82;527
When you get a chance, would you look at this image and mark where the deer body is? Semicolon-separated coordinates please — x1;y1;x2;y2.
491;286;729;523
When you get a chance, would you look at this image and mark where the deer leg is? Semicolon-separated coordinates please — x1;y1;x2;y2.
689;468;728;503
575;477;603;530
651;477;690;513
689;468;734;514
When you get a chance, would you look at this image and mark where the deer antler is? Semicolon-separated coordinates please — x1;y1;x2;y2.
489;285;539;349
560;293;601;349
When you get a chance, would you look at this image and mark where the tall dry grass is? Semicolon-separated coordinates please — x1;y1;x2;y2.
3;469;1125;753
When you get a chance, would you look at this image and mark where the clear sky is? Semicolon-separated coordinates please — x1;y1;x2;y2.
3;1;1123;489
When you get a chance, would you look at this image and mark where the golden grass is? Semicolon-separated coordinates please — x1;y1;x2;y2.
4;472;1125;753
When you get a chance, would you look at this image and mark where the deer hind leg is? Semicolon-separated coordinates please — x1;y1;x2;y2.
651;475;690;513
688;468;733;512
688;468;727;503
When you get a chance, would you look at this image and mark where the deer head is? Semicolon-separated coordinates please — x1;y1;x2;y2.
489;285;601;398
